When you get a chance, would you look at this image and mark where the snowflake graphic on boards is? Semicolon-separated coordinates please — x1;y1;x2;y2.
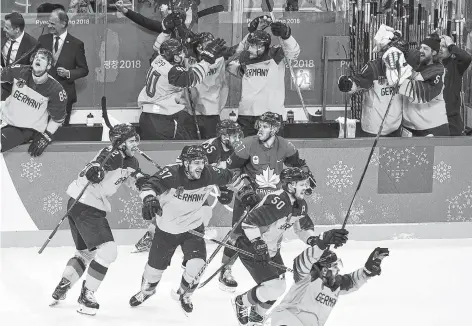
43;193;63;215
117;190;148;228
326;161;354;192
305;192;323;205
255;167;280;189
433;161;451;183
20;158;42;182
377;146;430;183
445;185;472;222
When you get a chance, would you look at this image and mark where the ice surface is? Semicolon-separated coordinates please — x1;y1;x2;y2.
1;238;472;326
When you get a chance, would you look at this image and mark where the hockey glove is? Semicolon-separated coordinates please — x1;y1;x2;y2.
142;195;162;221
251;238;270;265
248;15;272;33
300;165;317;193
237;184;259;209
84;162;105;184
162;12;184;34
218;186;234;205
28;130;53;157
364;247;389;276
270;21;291;40
307;229;349;250
338;75;354;92
200;38;227;64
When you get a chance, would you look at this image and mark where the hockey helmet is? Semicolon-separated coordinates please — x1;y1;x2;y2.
179;145;208;164
280;167;309;186
311;249;343;289
109;123;140;148
247;30;271;49
216;119;243;138
30;48;54;66
255;111;282;130
160;38;185;62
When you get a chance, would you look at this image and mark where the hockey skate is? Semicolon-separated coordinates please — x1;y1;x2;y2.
129;289;156;307
219;267;238;292
248;307;265;326
231;295;249;325
50;277;71;306
77;281;99;316
170;288;193;316
132;231;153;253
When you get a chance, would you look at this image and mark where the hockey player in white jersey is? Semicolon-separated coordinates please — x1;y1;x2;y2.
228;16;300;136
231;167;348;326
129;145;235;314
269;245;389;326
50;124;147;315
138;35;227;140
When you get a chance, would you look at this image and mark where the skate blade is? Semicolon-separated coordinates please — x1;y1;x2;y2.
77;304;97;316
170;289;190;317
230;297;249;326
131;247;150;253
49;300;60;307
219;282;236;293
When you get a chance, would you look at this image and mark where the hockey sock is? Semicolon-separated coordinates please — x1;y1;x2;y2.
222;247;236;265
142;263;164;293
179;258;204;295
241;286;262;307
85;260;109;292
62;256;86;285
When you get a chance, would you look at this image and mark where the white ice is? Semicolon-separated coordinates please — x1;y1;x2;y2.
1;238;472;326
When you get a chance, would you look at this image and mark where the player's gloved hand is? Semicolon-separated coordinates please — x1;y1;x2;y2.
28;130;53;157
364;247;389;276
200;38;227;64
251;238;270;265
390;31;410;56
218;186;234;205
142;195;162;221
307;229;349;249
162;12;184;34
228;173;250;192
338;75;354;92
135;173;151;191
237;184;259;209
270;21;291;40
248;15;272;33
83;162;105;184
383;48;402;70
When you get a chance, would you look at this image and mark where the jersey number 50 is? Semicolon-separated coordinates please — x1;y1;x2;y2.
145;69;161;98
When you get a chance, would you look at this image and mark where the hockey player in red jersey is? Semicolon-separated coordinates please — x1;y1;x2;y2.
129;145;234;314
50;124;147;315
227;16;300;136
269;245;389;326
132;119;243;253
138;36;227;140
219;112;316;291
231;167;348;326
1;49;67;155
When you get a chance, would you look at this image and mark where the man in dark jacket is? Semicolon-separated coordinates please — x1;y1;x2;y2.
439;35;472;135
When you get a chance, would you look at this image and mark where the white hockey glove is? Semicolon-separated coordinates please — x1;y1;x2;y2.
382;47;412;86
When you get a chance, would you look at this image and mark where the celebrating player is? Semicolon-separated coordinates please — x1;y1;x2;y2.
132;119;243;253
268;245;389;326
50;124;146;315
231;167;348;326
219;112;316;292
129;145;235;314
227;16;300;136
138;35;227;140
1;49;67;155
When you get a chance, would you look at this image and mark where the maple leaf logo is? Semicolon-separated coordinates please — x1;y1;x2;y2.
255;167;280;188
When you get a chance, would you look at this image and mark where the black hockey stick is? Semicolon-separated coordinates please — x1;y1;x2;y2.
180;206;251;298
198;252;237;289
187;89;201;139
197;5;224;19
187;229;293;273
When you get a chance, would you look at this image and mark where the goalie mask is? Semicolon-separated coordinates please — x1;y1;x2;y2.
179;145;208;180
109;123;140;157
311;250;343;291
216;119;243;150
255;112;281;142
280;167;310;200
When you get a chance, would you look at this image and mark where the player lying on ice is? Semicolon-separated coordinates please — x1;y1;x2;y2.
231;167;348;326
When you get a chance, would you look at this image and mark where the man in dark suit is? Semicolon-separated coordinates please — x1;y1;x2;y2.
38;8;89;125
1;12;37;100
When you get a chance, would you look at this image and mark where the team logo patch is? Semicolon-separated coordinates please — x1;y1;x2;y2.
252;156;259;165
378;76;386;85
175;186;184;197
16;78;26;88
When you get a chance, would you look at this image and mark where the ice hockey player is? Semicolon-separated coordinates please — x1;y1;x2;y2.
138;35;227;140
132;119;243;253
129;145;236;314
219;112;316;292
227;16;300;136
50;124;146;315
231;167;348;326
0;48;67;155
268;245;389;326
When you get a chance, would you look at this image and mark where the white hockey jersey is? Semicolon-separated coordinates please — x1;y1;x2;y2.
270;246;370;326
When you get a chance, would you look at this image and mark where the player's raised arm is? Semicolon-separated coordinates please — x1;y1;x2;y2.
225;137;251;170
270;21;300;61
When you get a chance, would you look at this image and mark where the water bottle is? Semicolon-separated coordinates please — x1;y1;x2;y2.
287;110;294;124
86;113;94;127
229;110;237;122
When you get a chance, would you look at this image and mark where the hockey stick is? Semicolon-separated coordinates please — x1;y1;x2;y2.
38;142;125;254
180;205;251;298
187;229;293;273
197;5;224;19
198;252;237;289
264;0;310;121
187;89;202;139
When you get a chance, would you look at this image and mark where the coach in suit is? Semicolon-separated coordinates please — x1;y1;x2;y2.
38;8;89;125
1;12;37;100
